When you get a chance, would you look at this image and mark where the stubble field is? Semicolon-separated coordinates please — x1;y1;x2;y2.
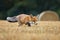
0;20;60;40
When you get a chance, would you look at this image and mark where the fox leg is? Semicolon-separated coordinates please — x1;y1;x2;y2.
25;22;31;27
17;18;23;27
18;23;22;27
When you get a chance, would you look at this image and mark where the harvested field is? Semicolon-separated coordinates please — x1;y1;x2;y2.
0;20;60;40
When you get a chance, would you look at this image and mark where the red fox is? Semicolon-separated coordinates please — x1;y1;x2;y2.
16;14;37;26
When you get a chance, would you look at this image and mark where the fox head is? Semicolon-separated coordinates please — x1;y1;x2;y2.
31;16;37;22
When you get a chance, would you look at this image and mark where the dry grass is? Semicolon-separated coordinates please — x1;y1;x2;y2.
0;20;60;40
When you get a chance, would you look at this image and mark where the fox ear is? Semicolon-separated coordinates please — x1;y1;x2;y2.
30;14;33;17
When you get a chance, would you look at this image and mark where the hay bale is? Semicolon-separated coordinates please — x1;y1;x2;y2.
37;11;59;21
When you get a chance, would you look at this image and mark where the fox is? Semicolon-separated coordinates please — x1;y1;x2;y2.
16;14;37;27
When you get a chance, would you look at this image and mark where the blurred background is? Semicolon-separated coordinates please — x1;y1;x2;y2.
0;0;60;20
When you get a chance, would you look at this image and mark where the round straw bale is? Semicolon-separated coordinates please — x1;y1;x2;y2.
37;11;59;21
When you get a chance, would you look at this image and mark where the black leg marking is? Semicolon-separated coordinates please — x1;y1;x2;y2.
26;22;31;27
